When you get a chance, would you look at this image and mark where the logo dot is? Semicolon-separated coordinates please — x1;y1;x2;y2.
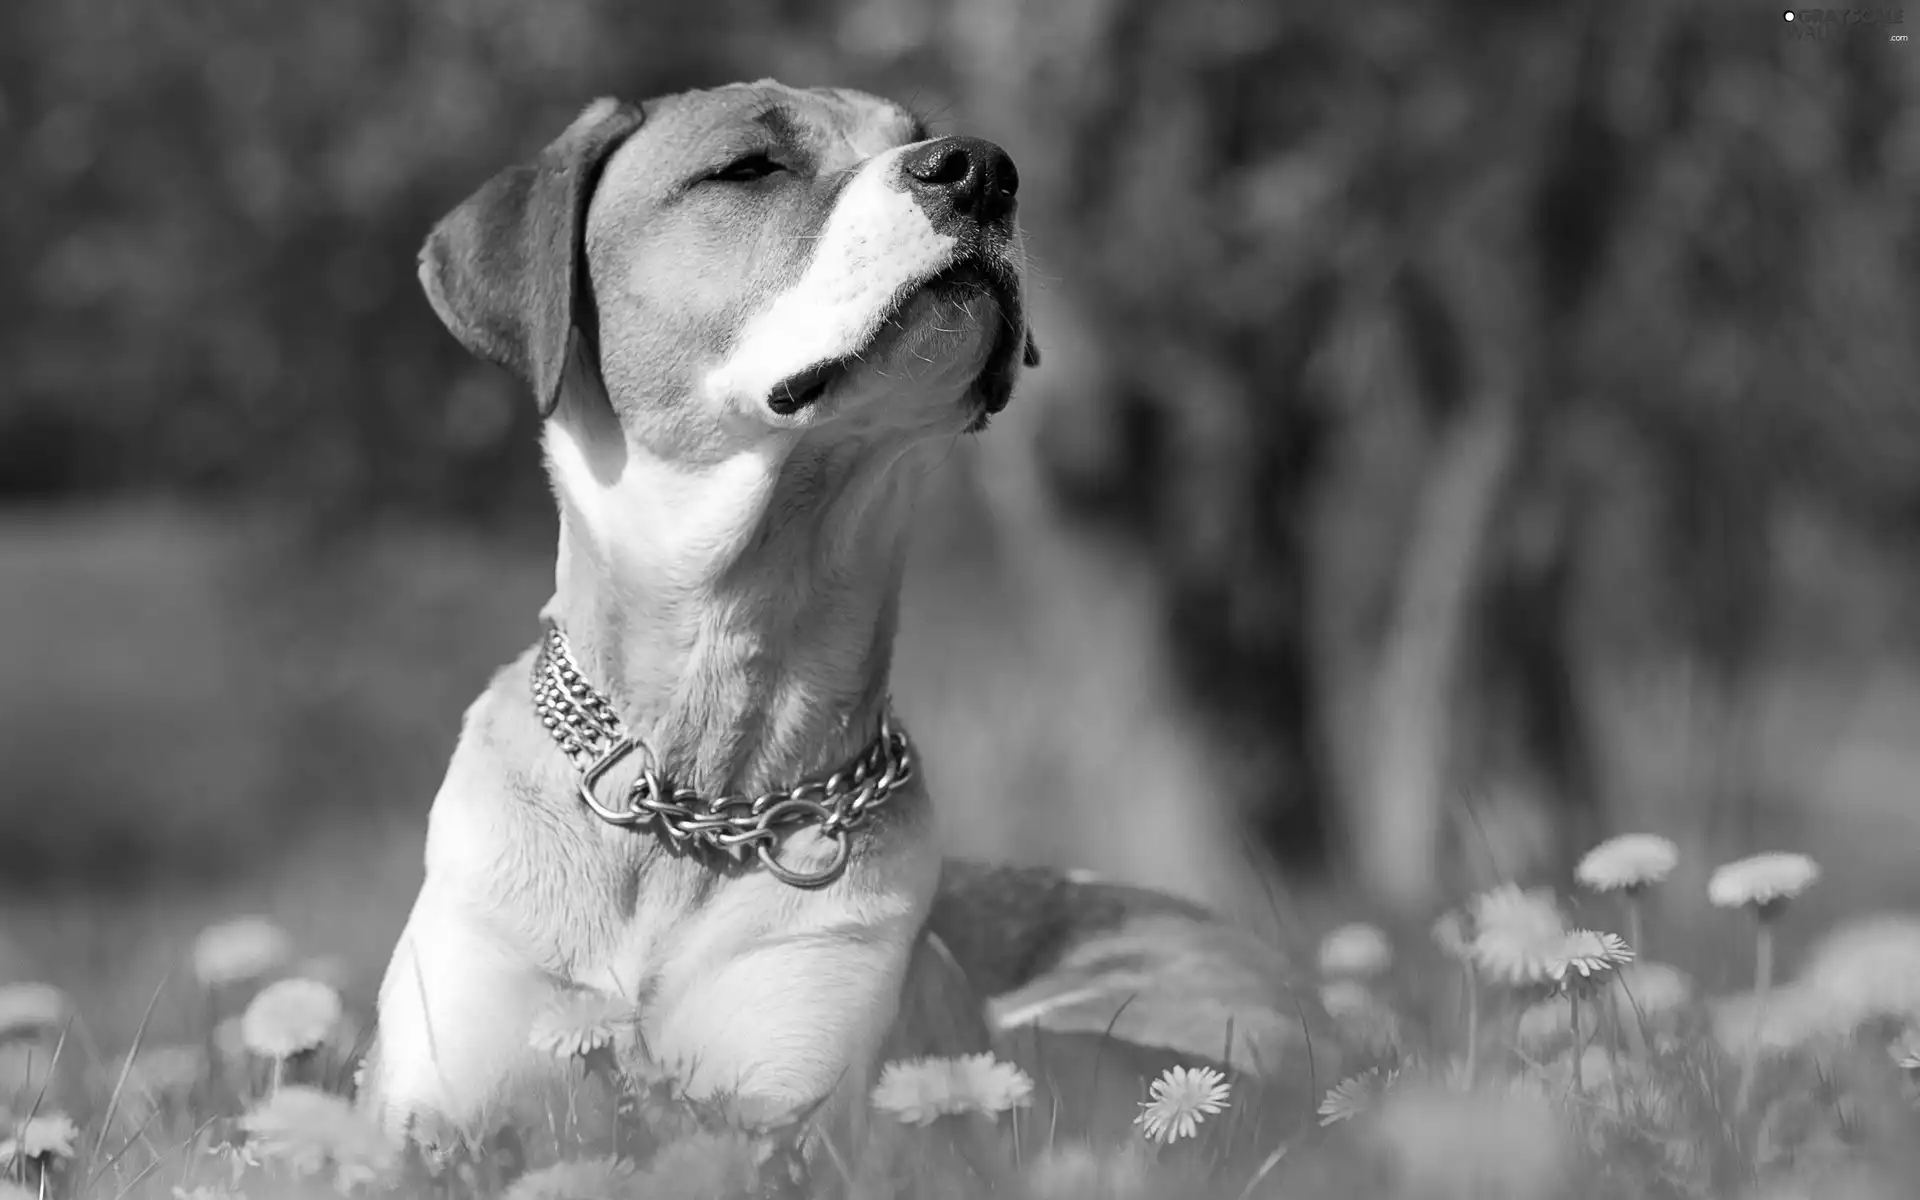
1783;9;1795;18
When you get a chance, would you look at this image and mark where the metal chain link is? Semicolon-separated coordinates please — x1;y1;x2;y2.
530;623;913;888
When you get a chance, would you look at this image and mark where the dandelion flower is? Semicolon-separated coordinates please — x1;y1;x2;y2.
1547;929;1634;987
1576;834;1679;892
192;916;293;988
0;1114;79;1164
1372;1083;1564;1196
1470;884;1566;941
1022;1143;1150;1200
1319;1068;1394;1126
0;983;70;1042
1707;853;1819;911
870;1053;1035;1125
1795;913;1920;1028
239;977;342;1060
1318;922;1393;981
1708;984;1839;1061
1134;1064;1230;1144
1515;997;1575;1049
1319;981;1401;1055
528;990;639;1060
239;1085;395;1189
628;1132;765;1200
501;1155;636;1200
1610;961;1693;1021
1467;885;1567;986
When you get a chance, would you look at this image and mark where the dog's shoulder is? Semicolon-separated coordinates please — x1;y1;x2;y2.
420;645;597;882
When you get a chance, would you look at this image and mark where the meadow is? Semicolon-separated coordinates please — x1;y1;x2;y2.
7;511;1920;1200
9;826;1920;1200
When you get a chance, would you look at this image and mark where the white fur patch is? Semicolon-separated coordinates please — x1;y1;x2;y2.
543;425;780;587
702;145;957;413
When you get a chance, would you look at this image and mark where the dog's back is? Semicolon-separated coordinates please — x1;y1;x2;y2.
889;859;1330;1138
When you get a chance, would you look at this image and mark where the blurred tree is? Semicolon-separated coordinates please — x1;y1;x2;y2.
8;0;1920;909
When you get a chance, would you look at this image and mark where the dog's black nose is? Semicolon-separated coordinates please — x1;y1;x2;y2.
902;136;1018;227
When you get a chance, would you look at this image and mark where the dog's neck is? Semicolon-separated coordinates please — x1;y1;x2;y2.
539;405;931;797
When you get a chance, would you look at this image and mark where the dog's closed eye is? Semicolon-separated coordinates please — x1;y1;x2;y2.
707;153;787;184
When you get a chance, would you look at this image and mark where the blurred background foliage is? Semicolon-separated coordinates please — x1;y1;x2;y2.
6;0;1920;1000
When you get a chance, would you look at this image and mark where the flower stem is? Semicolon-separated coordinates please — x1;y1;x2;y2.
1735;917;1775;1116
1569;991;1584;1094
1462;964;1480;1089
1625;893;1645;961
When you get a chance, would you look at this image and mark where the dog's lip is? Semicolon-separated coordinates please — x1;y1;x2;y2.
765;257;1018;417
767;358;851;415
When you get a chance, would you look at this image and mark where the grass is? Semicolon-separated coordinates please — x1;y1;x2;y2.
9;509;1920;1199
7;839;1920;1200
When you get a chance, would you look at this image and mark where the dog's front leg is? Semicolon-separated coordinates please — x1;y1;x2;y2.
648;919;922;1152
359;884;553;1147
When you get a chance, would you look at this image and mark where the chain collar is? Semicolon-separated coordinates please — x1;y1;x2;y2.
529;622;914;889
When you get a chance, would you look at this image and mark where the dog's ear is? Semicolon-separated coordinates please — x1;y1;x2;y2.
1021;330;1042;369
418;98;645;418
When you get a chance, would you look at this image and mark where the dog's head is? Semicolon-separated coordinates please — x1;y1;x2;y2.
419;81;1039;462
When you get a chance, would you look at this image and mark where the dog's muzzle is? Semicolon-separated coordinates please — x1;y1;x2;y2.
767;137;1027;420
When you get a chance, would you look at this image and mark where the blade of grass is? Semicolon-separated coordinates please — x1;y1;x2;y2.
87;967;176;1189
110;1114;221;1200
1234;1144;1288;1200
20;1016;73;1129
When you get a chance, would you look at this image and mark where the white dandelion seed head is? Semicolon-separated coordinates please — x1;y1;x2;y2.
1576;834;1680;892
192;916;293;988
239;977;342;1060
1318;922;1393;981
0;983;71;1042
1707;853;1820;911
239;1085;396;1189
1134;1064;1231;1144
0;1113;79;1164
500;1155;636;1200
870;1053;1034;1126
527;991;640;1060
1795;913;1920;1029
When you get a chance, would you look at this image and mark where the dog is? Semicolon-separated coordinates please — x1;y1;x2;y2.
359;79;1318;1163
